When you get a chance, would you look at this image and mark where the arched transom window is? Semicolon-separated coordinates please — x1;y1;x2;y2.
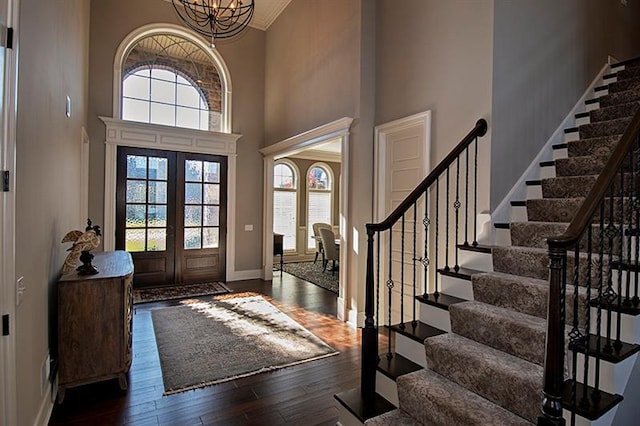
121;33;224;131
307;164;332;250
273;162;298;251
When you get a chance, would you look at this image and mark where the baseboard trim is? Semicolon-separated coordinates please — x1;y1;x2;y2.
33;384;54;426
227;268;262;282
492;61;611;224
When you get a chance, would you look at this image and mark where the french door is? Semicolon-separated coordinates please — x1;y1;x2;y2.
116;147;227;288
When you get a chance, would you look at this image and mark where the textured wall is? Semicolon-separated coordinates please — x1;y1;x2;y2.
14;0;90;423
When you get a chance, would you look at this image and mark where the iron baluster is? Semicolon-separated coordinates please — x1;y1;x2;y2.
580;225;593;409
615;169;624;352
603;186;617;354
593;202;606;404
473;138;478;246
454;157;461;271
464;146;470;246
423;190;430;299
445;167;450;271
387;229;394;359
435;180;440;296
400;214;405;330
412;202;417;326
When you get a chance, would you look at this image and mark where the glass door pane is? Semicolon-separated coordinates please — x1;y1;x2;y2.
184;159;220;249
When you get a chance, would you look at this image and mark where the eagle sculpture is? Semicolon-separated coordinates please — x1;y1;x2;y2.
61;219;102;275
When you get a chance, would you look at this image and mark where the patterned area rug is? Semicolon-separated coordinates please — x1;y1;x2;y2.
151;294;338;394
133;282;231;304
279;261;339;294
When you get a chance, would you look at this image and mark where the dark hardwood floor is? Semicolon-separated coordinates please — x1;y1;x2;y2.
49;273;362;426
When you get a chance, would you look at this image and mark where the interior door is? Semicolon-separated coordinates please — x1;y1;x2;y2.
116;147;177;287
116;147;227;288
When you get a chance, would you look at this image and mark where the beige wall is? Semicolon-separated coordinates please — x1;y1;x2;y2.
265;0;376;321
87;0;265;273
375;0;494;213
14;0;90;423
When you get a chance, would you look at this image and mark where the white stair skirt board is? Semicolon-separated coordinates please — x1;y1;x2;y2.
458;249;493;272
586;101;600;112
511;204;528;222
494;227;511;247
575;116;591;127
395;333;428;368
565;130;580;143
590;309;640;345
575;353;637;395
439;274;474;300
419;304;451;333
526;183;543;200
553;146;569;160
540;164;556;179
336;402;365;426
564;406;618;426
376;372;399;407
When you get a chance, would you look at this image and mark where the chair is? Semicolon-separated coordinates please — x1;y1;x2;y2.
312;222;332;264
319;227;339;275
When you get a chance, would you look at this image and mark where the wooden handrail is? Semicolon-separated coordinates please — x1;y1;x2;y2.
367;118;487;233
547;109;640;249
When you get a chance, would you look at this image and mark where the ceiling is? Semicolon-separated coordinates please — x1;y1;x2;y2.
249;0;292;31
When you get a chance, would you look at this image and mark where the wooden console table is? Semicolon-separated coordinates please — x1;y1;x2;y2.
57;250;134;403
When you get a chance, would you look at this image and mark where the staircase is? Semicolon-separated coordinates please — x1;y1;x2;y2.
335;57;640;426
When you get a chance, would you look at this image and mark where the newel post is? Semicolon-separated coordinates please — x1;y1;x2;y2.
538;246;567;426
361;226;378;399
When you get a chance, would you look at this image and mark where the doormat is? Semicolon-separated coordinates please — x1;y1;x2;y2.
151;294;338;394
133;282;231;304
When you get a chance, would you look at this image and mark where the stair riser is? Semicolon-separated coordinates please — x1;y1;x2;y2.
494;227;511;247
590;310;640;344
418;304;451;332
575;353;637;395
375;372;399;407
554;146;569;160
439;274;474;300
511;205;528;221
526;183;542;199
566;130;580;143
337;402;365;426
395;333;428;368
563;406;618;426
457;250;492;272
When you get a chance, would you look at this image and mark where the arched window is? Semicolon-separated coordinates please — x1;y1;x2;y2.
120;32;225;132
123;67;210;130
273;162;298;251
306;164;332;250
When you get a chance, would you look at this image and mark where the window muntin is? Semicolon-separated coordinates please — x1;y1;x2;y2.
273;162;297;251
306;165;332;250
123;68;210;131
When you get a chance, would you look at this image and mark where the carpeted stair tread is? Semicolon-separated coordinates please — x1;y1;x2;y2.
589;101;640;122
617;66;640;80
578;117;630;139
599;86;640;108
526;198;584;222
449;301;547;366
364;408;422;426
608;76;640;93
471;271;589;326
510;221;569;248
395;369;533;426
554;154;611;177
542;175;598;198
567;135;620;157
472;272;550;319
492;245;605;285
424;333;542;423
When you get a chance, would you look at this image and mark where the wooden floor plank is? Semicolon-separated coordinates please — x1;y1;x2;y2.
50;273;361;425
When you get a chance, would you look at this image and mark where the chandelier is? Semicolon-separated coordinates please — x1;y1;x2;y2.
172;0;255;46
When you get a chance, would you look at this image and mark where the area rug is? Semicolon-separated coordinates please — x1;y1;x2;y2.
279;261;339;294
150;294;338;394
133;282;231;304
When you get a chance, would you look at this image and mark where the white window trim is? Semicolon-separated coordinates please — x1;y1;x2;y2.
273;159;299;253
112;23;232;133
305;162;334;251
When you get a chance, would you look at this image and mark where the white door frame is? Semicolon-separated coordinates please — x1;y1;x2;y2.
374;111;432;324
1;0;20;424
260;117;352;321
